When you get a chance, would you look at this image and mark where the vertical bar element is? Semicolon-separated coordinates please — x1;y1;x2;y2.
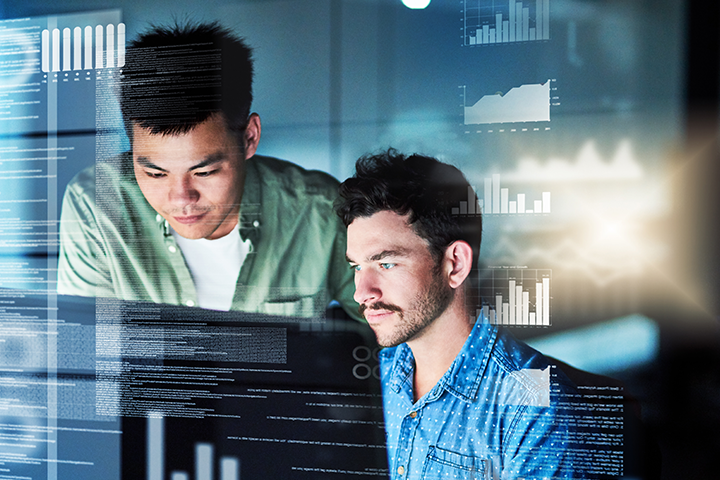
508;280;516;324
529;312;536;325
477;199;484;213
536;0;544;39
489;307;496;325
52;29;60;72
515;284;523;325
509;201;517;214
147;415;164;480
171;474;189;480
502;302;509;325
503;20;509;42
470;35;476;45
484;177;492;214
542;192;551;213
483;24;490;43
542;277;550;325
42;30;50;73
522;8;529;41
516;3;523;41
518;193;526;213
106;24;115;68
543;0;550;39
522;290;529;325
536;281;543;326
509;0;516;42
84;26;93;69
529;27;536;41
534;199;542;213
500;188;509;213
476;28;482;44
482;305;489;323
196;443;213;480
467;186;475;214
221;457;240;480
460;201;468;215
95;25;104;69
496;13;503;42
118;23;126;67
62;28;71;71
492;175;500;213
73;27;82;70
496;295;503;324
489;27;496;44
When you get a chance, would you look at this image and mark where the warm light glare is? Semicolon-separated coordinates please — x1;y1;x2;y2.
402;0;431;9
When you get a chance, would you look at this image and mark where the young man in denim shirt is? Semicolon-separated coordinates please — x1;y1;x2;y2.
337;149;586;479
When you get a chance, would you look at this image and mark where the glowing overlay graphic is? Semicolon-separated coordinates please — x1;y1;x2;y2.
42;23;125;72
463;0;550;46
452;175;550;215
464;81;551;124
476;268;551;326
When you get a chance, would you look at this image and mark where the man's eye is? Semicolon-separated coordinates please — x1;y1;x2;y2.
195;170;217;178
145;171;166;179
380;263;396;270
350;264;361;272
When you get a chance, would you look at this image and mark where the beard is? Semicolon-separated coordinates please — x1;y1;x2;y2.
360;267;454;348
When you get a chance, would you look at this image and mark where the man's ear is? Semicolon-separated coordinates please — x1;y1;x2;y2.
443;241;473;289
243;113;262;160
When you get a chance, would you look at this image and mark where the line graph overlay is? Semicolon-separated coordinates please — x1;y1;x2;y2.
463;80;552;125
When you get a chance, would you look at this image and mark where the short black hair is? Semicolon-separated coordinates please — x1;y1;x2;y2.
120;21;253;141
336;149;482;270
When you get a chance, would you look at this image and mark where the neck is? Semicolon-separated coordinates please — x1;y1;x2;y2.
406;298;474;402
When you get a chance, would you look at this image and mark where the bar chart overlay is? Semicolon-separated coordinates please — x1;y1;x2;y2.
463;80;552;125
476;268;551;326
451;174;550;215
463;0;550;46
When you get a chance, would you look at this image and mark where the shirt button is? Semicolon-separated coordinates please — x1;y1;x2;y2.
168;246;177;253
156;214;163;222
409;411;417;418
186;300;195;307
252;220;260;228
397;465;405;475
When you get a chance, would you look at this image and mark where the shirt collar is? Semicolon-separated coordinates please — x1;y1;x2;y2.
386;320;498;404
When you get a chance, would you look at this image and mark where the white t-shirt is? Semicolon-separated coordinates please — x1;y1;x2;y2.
171;224;252;311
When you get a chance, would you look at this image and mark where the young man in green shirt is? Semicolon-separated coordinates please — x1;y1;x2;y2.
58;22;359;319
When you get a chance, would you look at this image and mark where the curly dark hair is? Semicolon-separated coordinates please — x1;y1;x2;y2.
120;21;254;141
336;149;482;270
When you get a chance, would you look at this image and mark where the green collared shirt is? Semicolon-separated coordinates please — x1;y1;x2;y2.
57;153;360;319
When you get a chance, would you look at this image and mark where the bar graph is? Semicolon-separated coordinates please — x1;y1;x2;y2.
148;416;240;480
476;268;551;326
42;23;125;72
451;174;550;215
463;0;550;46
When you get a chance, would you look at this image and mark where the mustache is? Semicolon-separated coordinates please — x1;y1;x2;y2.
358;302;403;317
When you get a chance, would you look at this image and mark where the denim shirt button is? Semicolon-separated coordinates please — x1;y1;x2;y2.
397;465;405;475
168;245;177;253
409;411;417;419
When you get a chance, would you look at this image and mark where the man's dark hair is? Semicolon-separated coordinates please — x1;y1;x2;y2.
336;149;482;271
120;21;253;141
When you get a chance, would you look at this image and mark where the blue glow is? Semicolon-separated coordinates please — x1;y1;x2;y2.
525;314;659;375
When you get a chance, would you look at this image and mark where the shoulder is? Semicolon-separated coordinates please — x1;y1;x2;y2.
489;326;577;399
64;152;135;198
249;155;340;198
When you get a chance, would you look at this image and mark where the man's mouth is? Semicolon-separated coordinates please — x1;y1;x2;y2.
172;213;207;225
360;303;402;322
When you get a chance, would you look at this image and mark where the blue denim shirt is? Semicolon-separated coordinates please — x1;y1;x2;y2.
380;320;584;480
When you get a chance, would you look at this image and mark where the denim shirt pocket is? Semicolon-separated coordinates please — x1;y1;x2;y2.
422;446;489;480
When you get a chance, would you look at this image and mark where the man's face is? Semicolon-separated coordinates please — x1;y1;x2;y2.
132;114;257;240
346;210;453;348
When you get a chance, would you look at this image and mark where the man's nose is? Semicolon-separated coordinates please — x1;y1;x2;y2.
169;176;200;206
353;269;381;305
